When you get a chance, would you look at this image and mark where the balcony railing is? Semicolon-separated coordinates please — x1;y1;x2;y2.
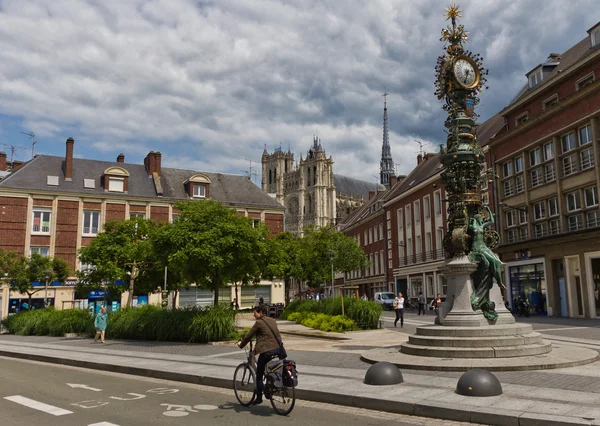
399;248;446;267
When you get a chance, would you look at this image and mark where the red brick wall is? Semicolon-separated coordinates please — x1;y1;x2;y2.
81;237;94;247
83;202;101;210
0;197;28;254
264;213;283;236
30;235;50;246
150;206;169;223
55;200;79;270
129;205;146;213
106;204;126;221
32;199;52;207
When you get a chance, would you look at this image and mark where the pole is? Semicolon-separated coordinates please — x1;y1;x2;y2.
331;258;334;298
44;276;48;308
164;266;168;292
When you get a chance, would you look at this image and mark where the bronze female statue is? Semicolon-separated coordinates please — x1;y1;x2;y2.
468;205;505;320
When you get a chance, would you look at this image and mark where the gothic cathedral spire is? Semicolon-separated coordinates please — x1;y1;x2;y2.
380;90;395;188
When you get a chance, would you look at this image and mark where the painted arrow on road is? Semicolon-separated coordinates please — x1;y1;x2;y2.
66;383;102;392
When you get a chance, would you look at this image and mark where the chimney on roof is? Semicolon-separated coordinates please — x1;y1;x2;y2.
11;160;24;171
389;175;398;188
368;190;376;200
0;152;6;171
417;153;423;165
143;151;162;177
117;153;125;163
65;137;74;181
547;53;561;62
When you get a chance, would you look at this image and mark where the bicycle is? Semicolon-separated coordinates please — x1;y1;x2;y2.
233;339;297;416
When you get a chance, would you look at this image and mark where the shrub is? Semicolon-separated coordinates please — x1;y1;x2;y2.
280;297;382;329
1;309;94;336
286;311;356;333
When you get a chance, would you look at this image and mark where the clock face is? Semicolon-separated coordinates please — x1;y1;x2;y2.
453;58;477;88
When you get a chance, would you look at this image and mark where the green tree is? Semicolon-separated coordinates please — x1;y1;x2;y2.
5;252;70;310
299;226;368;289
153;199;269;306
263;232;302;304
77;218;158;308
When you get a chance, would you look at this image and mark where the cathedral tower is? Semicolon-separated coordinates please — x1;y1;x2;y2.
261;145;294;205
379;91;395;188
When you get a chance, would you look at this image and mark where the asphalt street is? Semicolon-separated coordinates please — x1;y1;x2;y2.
0;357;473;426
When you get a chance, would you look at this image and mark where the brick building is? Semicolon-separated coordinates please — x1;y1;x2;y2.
0;138;285;318
489;23;600;318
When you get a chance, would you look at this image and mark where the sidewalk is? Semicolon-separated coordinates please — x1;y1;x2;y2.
1;321;600;425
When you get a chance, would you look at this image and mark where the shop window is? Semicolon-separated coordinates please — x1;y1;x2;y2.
32;209;51;234
83;211;100;236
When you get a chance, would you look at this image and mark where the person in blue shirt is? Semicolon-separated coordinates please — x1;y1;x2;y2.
94;306;108;344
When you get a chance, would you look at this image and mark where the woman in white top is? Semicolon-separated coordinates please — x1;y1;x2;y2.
393;292;405;328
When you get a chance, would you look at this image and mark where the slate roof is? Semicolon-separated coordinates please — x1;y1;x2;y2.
508;36;599;107
339;189;386;230
0;155;282;209
334;174;384;200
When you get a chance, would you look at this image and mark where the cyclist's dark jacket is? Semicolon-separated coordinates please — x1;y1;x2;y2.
240;316;281;355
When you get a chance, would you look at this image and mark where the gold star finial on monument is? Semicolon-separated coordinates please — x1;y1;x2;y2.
445;0;462;21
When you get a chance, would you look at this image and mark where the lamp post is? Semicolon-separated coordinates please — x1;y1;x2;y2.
328;249;334;298
44;272;50;308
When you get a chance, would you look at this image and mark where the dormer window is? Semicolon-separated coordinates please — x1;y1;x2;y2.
528;68;543;88
591;27;600;47
193;184;206;198
185;174;211;199
102;166;130;193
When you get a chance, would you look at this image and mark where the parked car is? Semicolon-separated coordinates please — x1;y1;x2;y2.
374;292;396;311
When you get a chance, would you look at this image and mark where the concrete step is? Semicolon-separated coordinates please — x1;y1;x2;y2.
408;332;543;348
415;323;533;337
399;342;552;358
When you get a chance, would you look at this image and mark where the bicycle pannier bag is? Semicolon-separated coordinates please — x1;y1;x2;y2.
282;360;299;387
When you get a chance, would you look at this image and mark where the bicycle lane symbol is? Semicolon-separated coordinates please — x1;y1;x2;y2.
161;404;219;417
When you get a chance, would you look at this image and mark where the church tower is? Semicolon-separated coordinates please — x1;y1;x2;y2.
261;145;294;206
379;91;395;188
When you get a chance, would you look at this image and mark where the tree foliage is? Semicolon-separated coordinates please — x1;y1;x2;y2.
153;199;269;306
77;218;158;307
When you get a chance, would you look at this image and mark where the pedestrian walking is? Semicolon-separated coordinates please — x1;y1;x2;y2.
417;292;426;315
93;306;107;344
434;294;442;320
361;293;368;301
393;292;405;328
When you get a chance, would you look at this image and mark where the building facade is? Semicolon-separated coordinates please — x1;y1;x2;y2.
489;23;600;318
0;138;285;318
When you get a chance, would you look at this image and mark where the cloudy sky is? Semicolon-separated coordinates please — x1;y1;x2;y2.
0;0;597;185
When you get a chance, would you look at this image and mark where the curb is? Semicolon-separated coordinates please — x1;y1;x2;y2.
0;348;594;425
279;330;350;341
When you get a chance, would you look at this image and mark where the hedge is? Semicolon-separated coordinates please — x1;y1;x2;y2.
280;297;382;329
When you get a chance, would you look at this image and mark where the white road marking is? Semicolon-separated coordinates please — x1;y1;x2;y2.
109;393;146;401
88;422;122;426
72;400;110;409
193;404;219;410
67;383;103;392
535;326;594;332
4;395;73;416
200;350;241;359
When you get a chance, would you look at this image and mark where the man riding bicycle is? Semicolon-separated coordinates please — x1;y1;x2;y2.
238;305;282;405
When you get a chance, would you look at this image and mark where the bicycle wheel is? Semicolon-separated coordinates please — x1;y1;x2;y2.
270;384;296;415
233;364;256;406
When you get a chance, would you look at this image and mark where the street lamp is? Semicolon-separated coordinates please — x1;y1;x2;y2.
328;249;334;298
44;271;51;308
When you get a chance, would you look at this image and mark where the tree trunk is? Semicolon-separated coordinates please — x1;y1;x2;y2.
171;288;179;310
284;277;290;305
213;273;220;307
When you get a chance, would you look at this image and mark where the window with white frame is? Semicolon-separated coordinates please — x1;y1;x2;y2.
503;161;513;178
519;226;528;241
108;177;124;192
530;168;544;187
581;147;595;170
397;209;403;233
534;222;547;238
414;201;421;224
563;154;578;176
547;198;558;217
379;223;384;241
529;147;542;167
405;205;412;227
373;226;378;242
364;230;368;245
193;184;206;198
32;209;51;234
434;191;442;215
514;156;524;173
519;208;528;224
544;142;554;161
436;229;443;255
407;238;413;257
83;211;100;236
579;125;592;146
585;186;598;208
515;175;525;193
528;69;542;88
415;235;422;256
566;192;581;212
386;211;390;220
425;232;432;258
424;196;431;219
506;229;517;243
369;228;373;244
576;73;595;90
374;252;379;275
587;211;600;228
561;132;576;153
504;180;515;197
544;163;556;182
30;246;49;257
506;210;516;227
593;29;600;47
533;202;545;220
549;219;560;234
252;219;261;228
380;250;384;274
130;212;145;219
568;214;584;231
